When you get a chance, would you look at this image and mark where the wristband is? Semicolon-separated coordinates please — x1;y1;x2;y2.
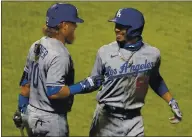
18;94;29;112
69;83;83;95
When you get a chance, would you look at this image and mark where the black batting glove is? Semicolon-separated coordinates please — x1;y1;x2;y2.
13;110;24;129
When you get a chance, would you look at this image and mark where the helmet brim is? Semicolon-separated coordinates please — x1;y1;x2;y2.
74;17;84;23
108;17;131;26
108;18;117;23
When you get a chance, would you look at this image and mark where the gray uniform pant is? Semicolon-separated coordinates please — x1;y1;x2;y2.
27;105;69;137
89;104;144;137
21;110;33;136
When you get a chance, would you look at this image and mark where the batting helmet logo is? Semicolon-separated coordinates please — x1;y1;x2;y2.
116;9;122;18
51;3;57;9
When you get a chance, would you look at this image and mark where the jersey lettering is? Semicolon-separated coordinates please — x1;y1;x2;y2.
31;62;39;88
105;59;154;79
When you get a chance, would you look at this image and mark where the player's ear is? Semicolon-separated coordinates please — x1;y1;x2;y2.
61;22;69;31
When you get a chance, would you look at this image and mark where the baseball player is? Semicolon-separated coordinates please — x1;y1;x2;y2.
13;3;104;137
88;8;183;136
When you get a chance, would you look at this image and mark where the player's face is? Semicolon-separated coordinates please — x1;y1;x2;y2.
61;22;77;44
114;23;127;42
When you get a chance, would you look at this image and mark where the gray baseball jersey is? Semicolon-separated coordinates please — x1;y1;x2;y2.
91;41;160;109
26;36;74;113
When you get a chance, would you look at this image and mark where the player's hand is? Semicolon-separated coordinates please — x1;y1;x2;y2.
80;75;105;91
13;110;24;129
169;98;182;124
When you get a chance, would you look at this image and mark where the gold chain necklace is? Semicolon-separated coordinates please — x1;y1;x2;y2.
118;48;136;67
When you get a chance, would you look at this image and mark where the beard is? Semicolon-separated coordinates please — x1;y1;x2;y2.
65;38;73;44
65;32;75;44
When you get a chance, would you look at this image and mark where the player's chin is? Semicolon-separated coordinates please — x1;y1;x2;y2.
116;36;125;41
116;38;125;42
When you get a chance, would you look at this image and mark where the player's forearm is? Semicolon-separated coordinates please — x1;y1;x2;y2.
20;84;30;97
161;91;173;103
18;84;30;112
48;83;96;99
48;86;70;99
48;76;103;99
19;69;30;97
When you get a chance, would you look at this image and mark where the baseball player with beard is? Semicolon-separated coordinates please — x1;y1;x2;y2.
88;8;183;136
13;3;104;136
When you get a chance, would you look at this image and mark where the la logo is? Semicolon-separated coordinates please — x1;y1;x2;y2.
116;9;122;17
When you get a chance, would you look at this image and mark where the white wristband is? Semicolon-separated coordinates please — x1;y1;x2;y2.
87;77;94;86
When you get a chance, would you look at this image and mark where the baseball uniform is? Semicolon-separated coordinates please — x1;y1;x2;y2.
26;36;74;136
89;41;160;136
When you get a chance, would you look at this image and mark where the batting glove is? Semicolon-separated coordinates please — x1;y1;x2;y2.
169;98;182;124
13;110;24;129
80;75;104;92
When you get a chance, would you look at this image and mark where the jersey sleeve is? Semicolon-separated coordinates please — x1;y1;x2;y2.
19;51;31;86
90;50;105;76
149;56;169;96
19;40;42;86
46;55;70;87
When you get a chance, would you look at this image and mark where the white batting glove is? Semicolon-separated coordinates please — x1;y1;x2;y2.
169;98;182;124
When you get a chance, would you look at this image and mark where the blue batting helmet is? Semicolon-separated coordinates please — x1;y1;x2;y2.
109;8;145;38
46;3;84;28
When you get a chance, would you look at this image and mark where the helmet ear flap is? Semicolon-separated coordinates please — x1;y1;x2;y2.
126;25;144;40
